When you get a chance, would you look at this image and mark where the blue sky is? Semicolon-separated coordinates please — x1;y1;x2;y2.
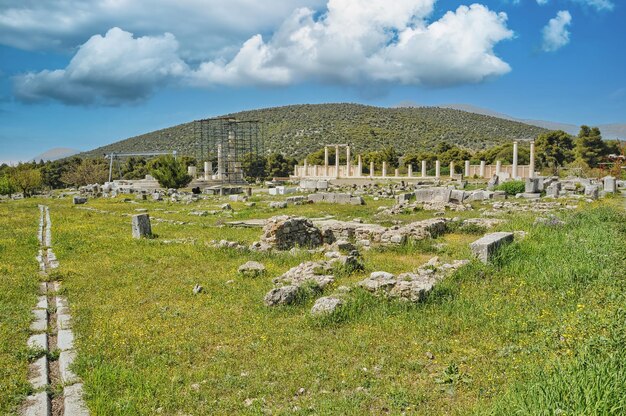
0;0;624;164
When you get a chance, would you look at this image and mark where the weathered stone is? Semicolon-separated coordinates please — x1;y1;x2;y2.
584;185;599;200
487;175;499;190
64;383;89;416
310;296;344;316
470;232;514;263
238;261;266;277
22;391;49;416
264;285;300;306
260;216;323;250
59;350;78;384
604;176;616;193
415;188;452;203
72;196;88;205
525;178;541;193
546;182;561;198
29;356;48;389
269;201;288;209
57;329;74;351
131;214;152;239
152;192;163;201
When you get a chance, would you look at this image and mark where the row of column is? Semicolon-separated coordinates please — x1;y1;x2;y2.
308;140;535;179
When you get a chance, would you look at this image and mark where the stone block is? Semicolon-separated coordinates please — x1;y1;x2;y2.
470;232;514;263
72;196;88;205
28;333;47;352
64;383;89;416
29;356;48;389
22;391;49;416
415;188;452;203
131;214;152;239
525;178;541;193
584;185;599;200
604;176;616;193
59;350;78;384
57;329;74;351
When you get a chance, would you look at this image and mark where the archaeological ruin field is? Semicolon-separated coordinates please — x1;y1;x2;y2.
2;183;626;415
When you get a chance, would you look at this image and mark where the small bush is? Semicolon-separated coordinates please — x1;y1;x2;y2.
496;180;525;196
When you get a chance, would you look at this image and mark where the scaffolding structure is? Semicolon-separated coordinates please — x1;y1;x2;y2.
194;117;264;184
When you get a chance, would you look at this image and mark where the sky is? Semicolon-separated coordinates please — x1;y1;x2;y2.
0;0;624;164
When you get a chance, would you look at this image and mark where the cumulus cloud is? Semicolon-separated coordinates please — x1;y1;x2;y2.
0;0;327;60
14;28;188;105
12;0;515;105
537;0;549;5
542;10;572;52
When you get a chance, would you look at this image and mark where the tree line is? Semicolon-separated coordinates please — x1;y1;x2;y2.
1;126;622;197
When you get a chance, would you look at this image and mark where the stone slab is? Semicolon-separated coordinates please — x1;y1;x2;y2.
57;313;72;330
22;391;50;416
28;333;47;352
57;329;74;351
29;356;48;390
30;309;47;332
59;350;78;384
36;296;48;309
470;232;514;264
64;383;89;416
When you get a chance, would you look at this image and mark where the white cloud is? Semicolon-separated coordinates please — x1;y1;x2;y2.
542;10;572;52
570;0;614;11
0;0;327;60
537;0;549;5
12;0;516;105
192;1;514;88
14;28;187;105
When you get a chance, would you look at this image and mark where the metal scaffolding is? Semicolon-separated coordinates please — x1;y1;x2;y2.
194;117;264;184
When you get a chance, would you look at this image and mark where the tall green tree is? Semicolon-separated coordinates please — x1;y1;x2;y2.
575;125;606;168
241;153;267;181
61;158;109;187
10;166;42;197
535;130;575;174
0;175;16;196
149;155;192;189
266;153;297;178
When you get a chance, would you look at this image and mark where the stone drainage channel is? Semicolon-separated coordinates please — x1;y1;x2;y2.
22;205;88;416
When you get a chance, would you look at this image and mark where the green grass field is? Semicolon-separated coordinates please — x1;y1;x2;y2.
1;194;625;415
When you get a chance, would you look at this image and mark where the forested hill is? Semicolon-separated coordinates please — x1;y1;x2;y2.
80;103;547;159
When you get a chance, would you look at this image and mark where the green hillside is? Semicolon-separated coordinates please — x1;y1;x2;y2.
80;103;547;159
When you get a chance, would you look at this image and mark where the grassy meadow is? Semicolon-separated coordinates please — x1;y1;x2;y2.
1;193;625;415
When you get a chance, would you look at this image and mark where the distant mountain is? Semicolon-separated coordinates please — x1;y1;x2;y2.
79;103;547;159
32;147;80;162
437;104;625;140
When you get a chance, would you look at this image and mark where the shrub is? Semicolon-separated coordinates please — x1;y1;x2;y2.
496;180;525;196
149;155;192;189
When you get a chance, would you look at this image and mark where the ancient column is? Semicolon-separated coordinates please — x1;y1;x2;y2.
422;160;427;177
407;164;413;177
382;161;387;178
335;145;340;178
449;161;455;178
370;161;374;178
313;165;318;177
435;160;441;178
464;160;470;177
346;146;351;178
324;146;329;177
357;155;363;177
496;160;502;176
529;140;536;178
217;144;224;180
188;166;197;179
479;160;486;178
394;168;399;178
303;158;308;178
512;141;519;179
204;161;211;180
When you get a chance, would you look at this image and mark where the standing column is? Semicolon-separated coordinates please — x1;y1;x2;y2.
346;146;351;178
512;141;519;179
303;158;308;178
335;145;340;178
370;161;374;178
435;160;441;179
422;160;427;177
394;168;399;178
529;140;536;178
479;160;486;178
217;144;224;180
449;161;455;178
357;155;363;177
464;160;470;177
382;162;387;178
313;165;318;177
204;161;211;180
407;164;413;177
496;160;502;176
324;146;329;177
